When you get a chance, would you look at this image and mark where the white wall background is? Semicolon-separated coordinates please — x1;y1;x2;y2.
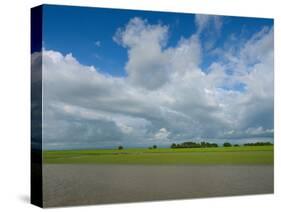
0;0;280;211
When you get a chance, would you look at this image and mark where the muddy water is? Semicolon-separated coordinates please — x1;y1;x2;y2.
43;165;273;207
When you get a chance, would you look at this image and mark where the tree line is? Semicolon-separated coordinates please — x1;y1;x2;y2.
116;141;273;150
170;141;273;149
170;141;218;148
244;142;273;146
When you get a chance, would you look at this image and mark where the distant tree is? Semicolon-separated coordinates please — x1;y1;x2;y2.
204;142;218;148
223;142;232;147
118;145;123;150
234;144;239;147
153;145;157;149
171;143;177;148
201;142;207;148
182;142;201;148
176;144;182;148
210;143;218;147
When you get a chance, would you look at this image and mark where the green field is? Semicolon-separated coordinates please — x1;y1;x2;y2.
43;146;273;165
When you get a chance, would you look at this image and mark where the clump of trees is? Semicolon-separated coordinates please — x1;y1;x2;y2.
171;143;177;148
171;141;218;149
200;142;218;148
118;145;123;150
244;142;273;146
223;142;232;147
148;145;157;150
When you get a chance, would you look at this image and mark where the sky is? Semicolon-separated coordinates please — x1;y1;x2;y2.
34;5;274;150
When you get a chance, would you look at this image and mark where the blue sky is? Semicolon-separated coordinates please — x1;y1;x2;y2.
37;5;274;149
43;5;273;77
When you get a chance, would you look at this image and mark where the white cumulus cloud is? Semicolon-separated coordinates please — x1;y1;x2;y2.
32;17;274;150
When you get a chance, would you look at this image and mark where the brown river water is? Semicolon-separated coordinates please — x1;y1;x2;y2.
43;164;273;207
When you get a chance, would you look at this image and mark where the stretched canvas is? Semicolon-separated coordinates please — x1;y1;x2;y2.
31;4;274;208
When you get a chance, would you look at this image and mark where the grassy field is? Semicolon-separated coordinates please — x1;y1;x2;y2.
43;146;273;165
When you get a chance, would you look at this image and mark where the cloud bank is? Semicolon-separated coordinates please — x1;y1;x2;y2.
35;16;274;149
